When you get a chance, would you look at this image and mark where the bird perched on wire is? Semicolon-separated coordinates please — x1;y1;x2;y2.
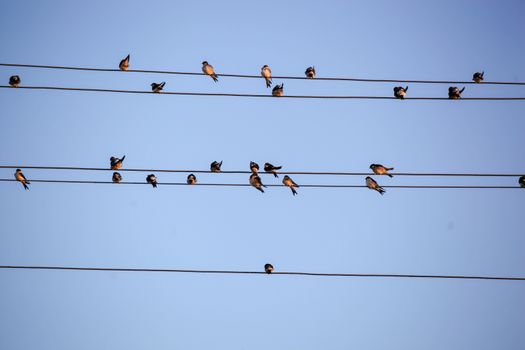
261;65;272;88
202;61;218;82
370;164;394;178
366;176;385;195
110;156;125;170
14;169;30;190
272;83;284;97
264;162;282;178
305;66;316;79
9;75;21;87
282;175;299;196
119;54;130;71
151;82;165;93
146;174;158;188
250;161;260;174
210;161;223;173
187;174;197;185
250;173;266;193
393;86;408;99
519;176;525;188
112;172;122;183
448;86;465;99
472;71;484;83
264;263;274;274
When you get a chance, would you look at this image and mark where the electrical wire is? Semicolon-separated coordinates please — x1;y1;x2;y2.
2;63;525;86
2;85;525;100
0;265;523;281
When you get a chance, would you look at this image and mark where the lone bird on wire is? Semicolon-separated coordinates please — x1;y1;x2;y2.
119;54;130;71
264;162;282;178
472;71;484;83
272;83;284;97
282;175;299;196
187;174;197;185
146;174;158;188
210;161;223;173
14;169;30;190
9;75;21;87
250;161;260;175
202;61;218;82
448;86;465;99
264;263;274;274
519;176;525;188
110;156;125;170
151;82;165;93
250;173;266;193
112;172;122;183
366;176;385;195
261;65;272;88
370;164;394;178
393;86;408;99
305;66;316;79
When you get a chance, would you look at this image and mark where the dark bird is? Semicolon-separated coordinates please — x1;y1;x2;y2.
261;65;272;88
14;169;30;190
472;71;484;83
151;82;166;93
370;164;394;178
264;263;274;274
210;161;223;173
110;156;125;170
264;162;282;178
272;83;284;97
146;174;158;188
305;66;316;79
112;172;122;183
250;173;266;193
393;86;408;99
119;54;130;71
366;176;385;195
9;75;21;87
282;175;299;196
250;161;260;174
187;174;197;185
448;86;465;99
519;176;525;188
202;61;218;82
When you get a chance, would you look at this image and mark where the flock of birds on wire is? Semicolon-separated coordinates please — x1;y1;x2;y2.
5;54;488;99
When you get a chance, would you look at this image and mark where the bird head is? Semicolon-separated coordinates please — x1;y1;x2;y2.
16;168;21;172
202;61;208;65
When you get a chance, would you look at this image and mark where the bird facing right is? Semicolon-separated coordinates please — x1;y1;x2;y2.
393;86;408;99
305;66;316;79
9;75;21;87
264;263;274;274
146;174;158;188
112;172;122;183
187;174;197;185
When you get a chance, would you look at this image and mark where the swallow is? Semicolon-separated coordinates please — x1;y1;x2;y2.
282;175;299;196
264;162;282;178
264;263;274;274
448;86;465;99
305;66;316;79
250;173;266;193
393;86;408;99
202;61;218;82
112;172;122;183
366;176;385;195
151;82;165;93
187;173;197;185
272;83;284;97
250;161;260;174
370;164;394;178
210;161;223;173
261;65;272;88
9;75;21;87
146;174;158;188
519;176;525;188
119;54;130;71
14;169;30;190
472;71;484;83
110;156;125;170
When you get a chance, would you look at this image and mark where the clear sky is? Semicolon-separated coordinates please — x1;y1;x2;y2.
1;1;524;349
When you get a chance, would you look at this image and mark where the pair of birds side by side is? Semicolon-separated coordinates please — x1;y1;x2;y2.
393;85;467;99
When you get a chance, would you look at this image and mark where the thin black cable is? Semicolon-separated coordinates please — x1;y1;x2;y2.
2;63;525;86
0;265;523;281
2;85;525;100
0;165;522;177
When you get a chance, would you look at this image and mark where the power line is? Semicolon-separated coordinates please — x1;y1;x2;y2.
2;63;525;86
0;165;522;177
0;265;523;281
2;85;525;100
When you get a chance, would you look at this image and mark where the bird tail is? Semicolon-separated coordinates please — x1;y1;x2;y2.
405;86;408;91
387;174;393;178
212;74;218;82
378;188;385;195
460;87;465;93
121;155;126;162
258;187;265;193
152;183;157;188
266;78;272;88
273;172;279;178
291;187;297;196
23;182;29;190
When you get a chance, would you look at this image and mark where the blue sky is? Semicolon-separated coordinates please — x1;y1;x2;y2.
1;1;524;349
